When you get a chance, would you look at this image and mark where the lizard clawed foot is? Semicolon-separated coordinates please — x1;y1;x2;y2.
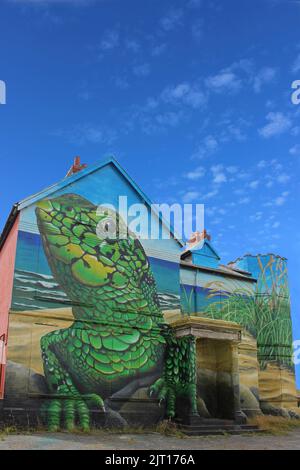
42;393;105;432
149;378;176;418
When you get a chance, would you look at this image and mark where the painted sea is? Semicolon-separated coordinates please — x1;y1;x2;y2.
12;269;181;312
12;230;181;312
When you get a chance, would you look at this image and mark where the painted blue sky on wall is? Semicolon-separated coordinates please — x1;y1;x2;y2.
0;0;299;384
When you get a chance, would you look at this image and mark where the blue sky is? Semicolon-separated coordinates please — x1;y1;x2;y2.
1;0;300;384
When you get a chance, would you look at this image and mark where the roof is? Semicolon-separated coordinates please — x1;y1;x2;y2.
230;253;287;264
0;156;184;249
0;203;18;251
181;239;221;261
180;260;257;282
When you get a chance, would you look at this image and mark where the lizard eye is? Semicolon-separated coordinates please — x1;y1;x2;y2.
104;218;116;233
96;217;117;239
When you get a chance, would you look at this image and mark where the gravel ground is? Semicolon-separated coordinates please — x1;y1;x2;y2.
0;429;300;450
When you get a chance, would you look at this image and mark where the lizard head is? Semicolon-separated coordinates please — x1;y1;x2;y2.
35;194;142;290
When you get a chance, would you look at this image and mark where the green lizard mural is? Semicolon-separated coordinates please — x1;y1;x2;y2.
35;194;197;431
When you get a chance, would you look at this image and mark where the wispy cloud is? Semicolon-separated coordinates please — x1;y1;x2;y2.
53;123;117;145
264;191;290;207
151;43;167;57
238;197;251;205
182;190;201;203
205;60;277;95
290;144;300;155
205;70;242;94
126;39;140;53
275;191;290;206
249;180;259;189
253;67;277;93
99;29;119;51
211;164;227;184
191;19;203;40
184;166;205;180
191;135;218;159
160;8;184;32
258;112;292;138
161;82;206;109
188;0;202;7
292;53;300;73
133;63;150;77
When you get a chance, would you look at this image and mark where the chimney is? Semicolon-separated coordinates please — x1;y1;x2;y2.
187;229;211;248
66;156;87;177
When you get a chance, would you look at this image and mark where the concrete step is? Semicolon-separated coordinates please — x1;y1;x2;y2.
178;424;259;432
174;418;262;436
179;428;264;436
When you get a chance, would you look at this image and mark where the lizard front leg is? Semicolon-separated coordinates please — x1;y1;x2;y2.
41;329;104;432
149;334;198;420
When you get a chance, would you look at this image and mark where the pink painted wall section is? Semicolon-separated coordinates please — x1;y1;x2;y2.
0;214;19;399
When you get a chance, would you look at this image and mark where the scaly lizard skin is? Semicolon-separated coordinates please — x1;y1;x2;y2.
36;193;197;431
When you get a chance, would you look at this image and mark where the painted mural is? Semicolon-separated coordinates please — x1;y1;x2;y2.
236;254;294;370
3;160;298;427
6;162;199;430
235;254;297;412
181;254;294;371
179;253;297;415
35;193;166;430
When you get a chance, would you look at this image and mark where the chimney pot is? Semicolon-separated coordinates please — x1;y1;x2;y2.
187;229;211;248
66;156;87;177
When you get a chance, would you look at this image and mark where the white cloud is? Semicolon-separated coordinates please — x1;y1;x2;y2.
253;67;277;93
205;71;242;94
290;144;300;156
213;172;227;183
257;160;267;169
54;123;117;145
226;165;239;174
211;217;222;225
160;8;184;32
205;60;277;96
272;221;280;229
202;189;219;200
238;197;251;204
258;112;292;138
191;19;203;40
191;135;218;160
211;165;227;184
250;212;263;222
291;126;300;136
188;0;202;7
264;191;290;207
161;82;206;109
204;135;218;151
133;63;150;77
249;180;259;189
275;191;289;206
184;166;205;180
114;77;129;90
126;39;140;53
100;29;119;51
277;173;290;184
292;53;300;73
155;111;182;127
151;43;167;57
182;191;200;203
